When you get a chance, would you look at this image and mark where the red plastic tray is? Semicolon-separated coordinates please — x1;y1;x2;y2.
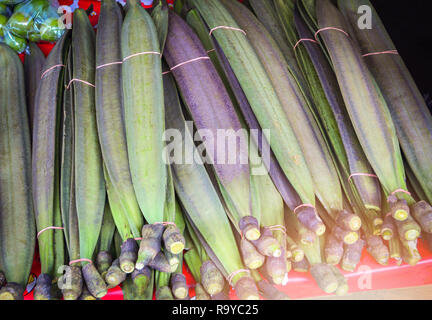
17;0;432;300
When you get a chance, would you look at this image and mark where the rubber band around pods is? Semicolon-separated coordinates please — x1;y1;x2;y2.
314;27;350;41
208;26;246;37
388;189;412;201
37;226;64;239
69;258;92;265
348;173;378;182
122;51;161;62
362;50;398;57
293;38;318;51
97;50;164;69
169;56;211;72
40;64;65;80
96;61;123;69
293;203;315;215
226;269;250;287
66;78;95;90
206;48;216;54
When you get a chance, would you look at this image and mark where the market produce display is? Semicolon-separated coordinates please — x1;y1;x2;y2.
0;0;431;300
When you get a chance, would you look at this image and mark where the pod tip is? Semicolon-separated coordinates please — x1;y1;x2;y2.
292;250;305;262
244;227;261;241
272;248;282;258
316;225;326;236
120;261;135;274
405;230;420;241
324;282;338;294
174;287;188;299
349;216;362;231
394;209;409;221
169;242;185;255
344;232;359;245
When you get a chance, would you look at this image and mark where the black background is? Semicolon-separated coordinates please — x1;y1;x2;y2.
370;0;431;101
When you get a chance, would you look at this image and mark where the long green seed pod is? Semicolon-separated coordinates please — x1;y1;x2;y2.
198;18;320;234
32;31;69;287
122;0;166;225
184;6;319;237
72;9;106;298
72;8;106;264
96;0;143;240
164;11;258;239
223;0;345;231
293;8;381;219
60;45;74;252
273;1;365;233
192;0;315;207
53;48;67;281
0;43;35;300
338;0;432;205
316;0;413;219
58;51;83;300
